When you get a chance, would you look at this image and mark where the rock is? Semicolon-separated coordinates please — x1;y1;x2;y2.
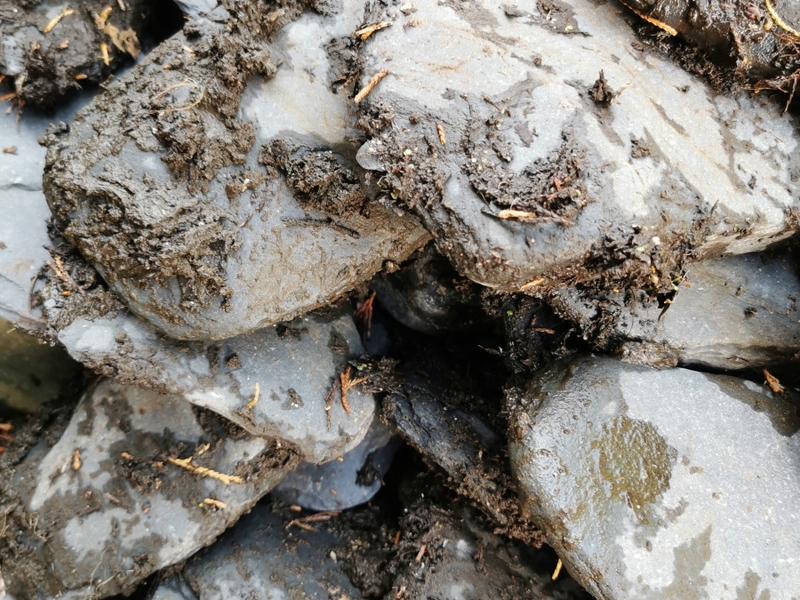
182;502;363;600
172;0;222;19
272;418;400;511
354;0;800;299
0;0;178;108
507;355;800;598
0;318;83;413
147;576;199;600
0;96;90;331
0;379;297;600
371;245;485;335
42;0;429;341
550;249;800;369
52;299;375;464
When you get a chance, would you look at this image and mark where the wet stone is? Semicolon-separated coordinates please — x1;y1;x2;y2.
272;418;400;511
0;379;298;600
182;501;363;600
507;355;800;599
354;0;800;297
0;0;167;108
550;250;800;369
54;302;375;464
42;1;429;341
0;97;89;331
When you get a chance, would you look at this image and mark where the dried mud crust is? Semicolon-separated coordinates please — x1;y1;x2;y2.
41;0;337;319
0;0;180;108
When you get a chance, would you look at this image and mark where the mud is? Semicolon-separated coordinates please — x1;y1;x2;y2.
0;0;185;109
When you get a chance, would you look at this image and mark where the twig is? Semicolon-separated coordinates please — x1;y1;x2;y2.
167;456;243;485
552;558;563;580
763;369;785;394
43;6;75;34
339;366;367;415
355;21;392;40
355;69;389;103
245;382;260;409
203;498;227;509
415;544;427;562
285;510;340;531
324;379;338;430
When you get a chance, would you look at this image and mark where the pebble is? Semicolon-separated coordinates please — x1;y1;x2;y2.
508;355;800;598
2;379;297;600
355;0;800;294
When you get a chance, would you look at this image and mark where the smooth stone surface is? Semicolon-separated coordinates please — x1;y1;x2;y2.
0;319;83;413
55;302;375;464
183;502;362;600
551;251;800;369
272;418;400;511
0;97;89;331
507;356;800;599
147;576;199;600
43;2;429;341
2;379;297;600
355;0;800;293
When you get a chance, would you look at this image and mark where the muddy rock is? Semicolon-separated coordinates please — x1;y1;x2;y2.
0;379;297;600
272;418;399;511
182;501;363;600
0;97;90;331
0;0;174;108
507;355;800;598
354;0;800;299
53;300;375;464
372;245;485;335
551;249;800;369
42;0;429;341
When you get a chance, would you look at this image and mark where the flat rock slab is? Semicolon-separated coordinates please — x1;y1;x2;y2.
551;250;800;369
0;379;297;600
42;1;429;341
272;418;399;511
54;302;375;464
355;0;800;296
507;356;800;599
183;502;363;600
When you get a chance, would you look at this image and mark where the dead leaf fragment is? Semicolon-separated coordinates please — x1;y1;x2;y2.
763;369;784;394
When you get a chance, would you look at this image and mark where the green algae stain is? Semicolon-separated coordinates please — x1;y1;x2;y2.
591;415;673;522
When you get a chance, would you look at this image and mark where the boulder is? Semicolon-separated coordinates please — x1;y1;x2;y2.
508;355;800;598
354;0;800;299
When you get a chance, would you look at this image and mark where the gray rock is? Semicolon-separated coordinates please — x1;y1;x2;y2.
42;1;429;341
0;379;297;600
0;318;83;413
147;576;199;600
54;302;375;464
355;0;800;297
507;356;800;599
272;418;400;511
551;250;800;369
172;0;221;19
0;96;89;331
183;502;362;600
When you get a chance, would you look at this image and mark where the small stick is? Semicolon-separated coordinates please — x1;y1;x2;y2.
415;544;427;562
245;382;260;409
285;510;340;531
355;21;392;40
324;379;337;429
354;69;388;104
167;456;243;485
203;498;227;509
552;558;563;580
43;6;75;34
436;123;446;145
